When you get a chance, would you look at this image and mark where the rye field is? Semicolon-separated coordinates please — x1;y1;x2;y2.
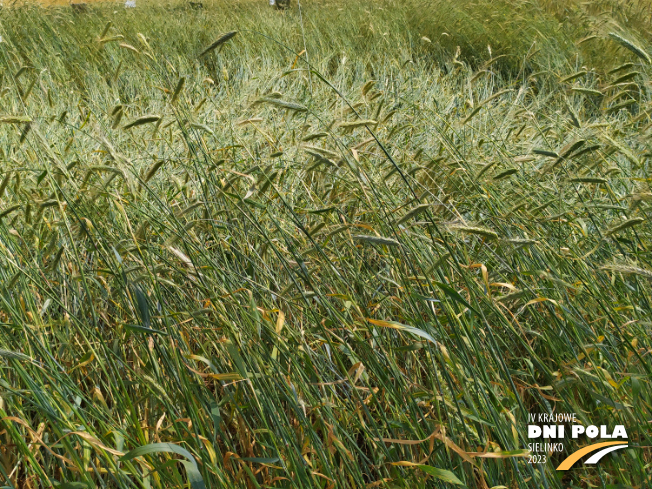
0;0;651;487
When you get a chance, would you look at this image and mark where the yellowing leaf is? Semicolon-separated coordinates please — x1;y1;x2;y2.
69;431;125;457
524;297;558;307
206;373;242;381
490;282;516;291
473;449;530;458
276;310;285;334
391;461;421;466
366;318;437;345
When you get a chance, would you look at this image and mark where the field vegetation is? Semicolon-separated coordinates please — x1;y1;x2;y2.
0;0;651;487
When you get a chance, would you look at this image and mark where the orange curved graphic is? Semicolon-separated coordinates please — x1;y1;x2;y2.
556;441;627;470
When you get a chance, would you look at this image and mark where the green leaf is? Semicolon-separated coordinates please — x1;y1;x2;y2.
119;443;205;489
132;285;151;328
226;341;248;379
585;389;631;409
411;292;441;303
416;465;465;485
632;377;641;401
124;324;168;336
243;198;266;209
434;281;480;315
37;170;48;184
210;401;222;439
239;457;280;464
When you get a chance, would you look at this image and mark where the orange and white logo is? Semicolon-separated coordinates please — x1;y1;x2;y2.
556;441;629;470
